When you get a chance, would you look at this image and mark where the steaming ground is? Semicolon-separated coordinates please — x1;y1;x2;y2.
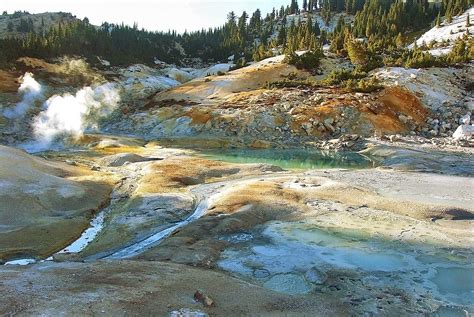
33;82;121;149
0;56;473;316
2;73;43;119
1;72;121;152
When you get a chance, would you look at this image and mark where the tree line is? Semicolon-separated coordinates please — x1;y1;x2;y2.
0;0;472;67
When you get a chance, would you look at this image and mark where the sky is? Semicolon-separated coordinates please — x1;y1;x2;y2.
1;0;291;33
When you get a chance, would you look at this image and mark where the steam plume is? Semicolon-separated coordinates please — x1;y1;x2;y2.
33;83;120;148
3;73;43;119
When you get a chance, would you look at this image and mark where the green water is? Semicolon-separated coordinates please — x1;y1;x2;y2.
194;148;375;170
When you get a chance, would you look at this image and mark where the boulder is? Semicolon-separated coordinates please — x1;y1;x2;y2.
305;267;328;285
0;145;112;261
453;125;474;140
167;68;195;83
99;153;158;167
459;113;471;125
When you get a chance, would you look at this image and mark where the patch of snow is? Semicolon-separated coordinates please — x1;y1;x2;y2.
191;63;234;78
459;113;472;125
154;58;167;66
4;258;36;265
97;56;110;66
411;7;474;54
427;47;453;56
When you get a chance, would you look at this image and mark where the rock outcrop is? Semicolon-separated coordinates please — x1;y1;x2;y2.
0;145;112;262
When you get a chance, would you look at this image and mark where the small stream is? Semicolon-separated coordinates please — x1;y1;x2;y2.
106;193;213;259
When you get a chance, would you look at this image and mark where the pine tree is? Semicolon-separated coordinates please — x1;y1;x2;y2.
290;0;299;15
314;20;321;36
395;32;404;48
346;37;369;70
436;12;442;27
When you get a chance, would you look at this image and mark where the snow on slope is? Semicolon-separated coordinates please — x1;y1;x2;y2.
268;12;353;43
189;63;235;78
412;7;474;55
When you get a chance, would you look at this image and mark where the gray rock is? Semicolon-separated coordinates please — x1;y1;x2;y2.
398;114;409;124
459;113;471;125
305;267;328;284
263;274;312;295
324;118;334;126
100;153;157;167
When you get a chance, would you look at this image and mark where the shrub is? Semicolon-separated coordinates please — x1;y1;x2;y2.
264;79;318;89
283;50;323;72
343;77;382;92
321;68;367;86
229;57;248;71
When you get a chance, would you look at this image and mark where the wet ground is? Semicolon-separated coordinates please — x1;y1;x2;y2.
1;135;473;316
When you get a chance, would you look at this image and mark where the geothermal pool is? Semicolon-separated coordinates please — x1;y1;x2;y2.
218;221;474;310
195;148;376;170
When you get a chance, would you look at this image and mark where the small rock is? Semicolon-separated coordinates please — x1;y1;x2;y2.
65;160;77;166
324;118;334;126
389;135;400;142
194;290;203;302
202;296;214;307
398;114;409;124
453;125;474;140
305;267;328;284
194;290;215;308
459;113;471;125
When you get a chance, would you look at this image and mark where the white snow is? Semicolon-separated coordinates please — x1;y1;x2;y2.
97;57;110;66
459;113;471;125
190;63;234;78
4;258;36;265
411;7;474;55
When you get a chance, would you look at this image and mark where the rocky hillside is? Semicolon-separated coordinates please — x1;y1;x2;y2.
0;11;78;39
101;54;473;148
0;51;472;149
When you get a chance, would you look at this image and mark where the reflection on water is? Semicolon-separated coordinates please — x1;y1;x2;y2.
194;148;376;170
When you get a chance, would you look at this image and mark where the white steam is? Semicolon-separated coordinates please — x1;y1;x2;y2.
3;72;43;119
33;83;120;147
